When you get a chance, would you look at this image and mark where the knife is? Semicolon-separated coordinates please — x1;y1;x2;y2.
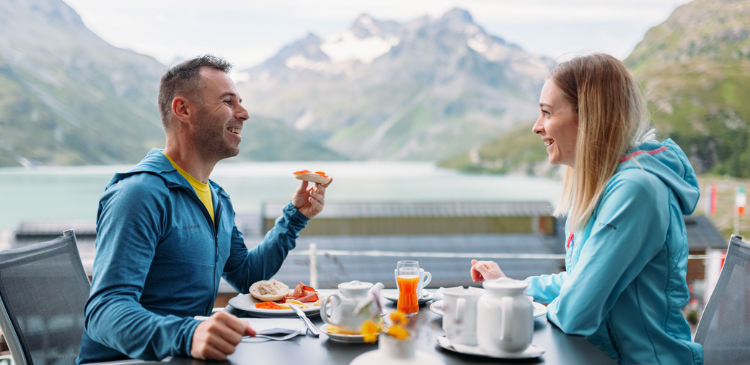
291;304;319;337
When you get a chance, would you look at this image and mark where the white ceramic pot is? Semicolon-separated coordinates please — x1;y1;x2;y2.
320;280;383;333
477;278;533;355
441;286;484;346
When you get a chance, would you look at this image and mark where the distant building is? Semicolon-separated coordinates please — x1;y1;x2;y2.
261;201;557;236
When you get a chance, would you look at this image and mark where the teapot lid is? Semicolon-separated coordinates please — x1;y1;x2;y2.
483;277;527;291
338;280;373;291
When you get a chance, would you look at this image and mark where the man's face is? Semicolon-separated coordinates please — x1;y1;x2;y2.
190;67;249;161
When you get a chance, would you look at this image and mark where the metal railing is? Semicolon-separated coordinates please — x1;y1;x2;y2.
291;243;726;288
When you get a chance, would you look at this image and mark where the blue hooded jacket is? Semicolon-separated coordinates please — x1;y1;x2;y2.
77;149;309;363
526;139;703;365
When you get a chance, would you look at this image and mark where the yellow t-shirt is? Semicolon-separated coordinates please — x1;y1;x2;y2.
162;152;215;223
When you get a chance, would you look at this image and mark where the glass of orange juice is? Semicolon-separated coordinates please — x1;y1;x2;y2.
396;260;420;314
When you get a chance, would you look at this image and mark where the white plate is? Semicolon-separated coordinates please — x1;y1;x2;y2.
429;300;547;318
436;335;545;359
228;293;321;317
382;289;434;304
321;324;373;344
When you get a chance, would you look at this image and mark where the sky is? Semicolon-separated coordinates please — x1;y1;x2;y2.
62;0;691;70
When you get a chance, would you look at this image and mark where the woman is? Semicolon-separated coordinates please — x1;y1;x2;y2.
471;53;703;365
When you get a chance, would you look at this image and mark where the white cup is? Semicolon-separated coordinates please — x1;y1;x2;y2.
394;268;432;298
442;286;484;346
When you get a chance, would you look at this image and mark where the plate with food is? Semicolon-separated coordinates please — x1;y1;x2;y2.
228;280;322;317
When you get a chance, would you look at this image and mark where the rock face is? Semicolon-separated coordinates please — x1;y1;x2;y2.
236;8;554;161
443;0;750;177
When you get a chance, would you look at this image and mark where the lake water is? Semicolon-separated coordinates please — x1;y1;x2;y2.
0;161;562;230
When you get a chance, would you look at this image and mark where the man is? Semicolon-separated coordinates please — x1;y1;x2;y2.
77;55;331;363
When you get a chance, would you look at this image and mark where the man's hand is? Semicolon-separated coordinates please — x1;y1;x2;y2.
190;311;256;360
291;178;332;218
470;259;506;282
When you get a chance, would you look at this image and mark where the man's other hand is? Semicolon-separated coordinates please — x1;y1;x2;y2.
190;311;256;360
292;178;332;218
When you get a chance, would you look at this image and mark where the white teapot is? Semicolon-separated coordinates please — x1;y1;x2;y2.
476;278;533;355
320;281;384;333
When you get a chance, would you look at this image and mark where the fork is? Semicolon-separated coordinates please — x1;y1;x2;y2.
242;328;304;342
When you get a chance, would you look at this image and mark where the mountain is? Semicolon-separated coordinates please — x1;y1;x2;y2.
0;0;346;167
625;0;750;177
0;0;166;166
236;9;554;161
441;0;750;177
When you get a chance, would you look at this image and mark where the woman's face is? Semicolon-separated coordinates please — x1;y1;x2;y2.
532;79;579;167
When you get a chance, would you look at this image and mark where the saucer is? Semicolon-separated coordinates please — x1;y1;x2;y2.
436;335;545;359
320;324;372;344
430;300;547;318
382;290;433;304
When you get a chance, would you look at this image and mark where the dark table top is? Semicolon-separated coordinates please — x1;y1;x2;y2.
162;291;616;365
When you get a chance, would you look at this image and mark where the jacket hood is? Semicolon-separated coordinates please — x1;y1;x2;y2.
617;139;700;215
105;149;227;197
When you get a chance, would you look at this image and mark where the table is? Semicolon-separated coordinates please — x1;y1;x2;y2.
161;291;616;365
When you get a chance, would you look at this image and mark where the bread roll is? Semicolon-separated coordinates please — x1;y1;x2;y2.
249;279;290;302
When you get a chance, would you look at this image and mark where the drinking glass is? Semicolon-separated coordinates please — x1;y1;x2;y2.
396;260;420;314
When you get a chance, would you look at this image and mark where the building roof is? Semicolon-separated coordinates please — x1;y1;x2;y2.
262;201;553;219
684;215;728;250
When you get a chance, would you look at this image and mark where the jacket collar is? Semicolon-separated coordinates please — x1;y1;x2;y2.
107;148;230;198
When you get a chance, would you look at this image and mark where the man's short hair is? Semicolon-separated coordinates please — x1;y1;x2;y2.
158;55;233;129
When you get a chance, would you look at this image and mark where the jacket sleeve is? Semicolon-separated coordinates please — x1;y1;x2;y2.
83;177;200;360
525;272;568;304
222;202;309;293
546;170;669;336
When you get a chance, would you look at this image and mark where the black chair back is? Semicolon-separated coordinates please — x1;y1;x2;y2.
695;234;750;364
0;230;90;365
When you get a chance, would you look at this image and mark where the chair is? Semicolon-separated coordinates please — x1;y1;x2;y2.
0;230;90;365
695;234;750;364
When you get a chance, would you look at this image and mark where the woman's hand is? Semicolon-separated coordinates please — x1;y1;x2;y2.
470;259;505;282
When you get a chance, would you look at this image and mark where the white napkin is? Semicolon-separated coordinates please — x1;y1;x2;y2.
432;287;445;302
195;316;306;335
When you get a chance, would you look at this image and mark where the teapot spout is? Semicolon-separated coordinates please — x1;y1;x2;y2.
370;282;384;296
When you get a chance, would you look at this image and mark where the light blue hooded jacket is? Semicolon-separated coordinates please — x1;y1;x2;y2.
526;139;703;365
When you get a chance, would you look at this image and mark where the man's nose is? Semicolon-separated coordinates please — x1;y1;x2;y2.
236;105;249;122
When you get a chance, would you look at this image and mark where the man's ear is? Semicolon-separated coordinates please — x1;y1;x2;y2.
172;96;193;125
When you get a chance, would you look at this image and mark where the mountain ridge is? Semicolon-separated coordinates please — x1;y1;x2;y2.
236;7;554;161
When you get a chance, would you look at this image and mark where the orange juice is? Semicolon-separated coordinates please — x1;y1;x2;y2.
397;275;420;314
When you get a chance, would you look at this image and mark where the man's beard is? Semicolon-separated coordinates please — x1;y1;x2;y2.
191;105;240;161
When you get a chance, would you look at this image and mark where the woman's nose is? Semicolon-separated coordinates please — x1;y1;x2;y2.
532;119;543;135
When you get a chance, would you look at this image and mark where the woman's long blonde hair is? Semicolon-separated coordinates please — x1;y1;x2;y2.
551;54;654;231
